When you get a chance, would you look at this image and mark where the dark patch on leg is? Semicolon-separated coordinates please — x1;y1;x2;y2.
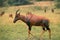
42;20;50;30
42;27;46;31
27;22;31;31
46;27;50;30
26;20;31;30
28;26;31;31
44;24;50;30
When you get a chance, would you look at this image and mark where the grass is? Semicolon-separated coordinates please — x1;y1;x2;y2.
0;5;60;40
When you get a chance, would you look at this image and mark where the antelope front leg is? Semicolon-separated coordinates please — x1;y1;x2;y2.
28;26;32;39
28;29;33;40
28;29;31;38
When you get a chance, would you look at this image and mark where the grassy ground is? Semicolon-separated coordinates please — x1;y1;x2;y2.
0;6;60;40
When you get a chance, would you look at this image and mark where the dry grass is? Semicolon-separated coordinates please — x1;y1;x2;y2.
0;6;60;24
0;5;60;40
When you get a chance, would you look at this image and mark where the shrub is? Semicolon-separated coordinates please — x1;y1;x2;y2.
55;3;60;8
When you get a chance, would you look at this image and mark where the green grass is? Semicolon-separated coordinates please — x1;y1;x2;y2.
0;22;60;40
0;6;60;40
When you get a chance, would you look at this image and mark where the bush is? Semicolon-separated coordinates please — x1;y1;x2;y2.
8;0;33;6
56;0;60;2
36;0;42;1
55;3;60;8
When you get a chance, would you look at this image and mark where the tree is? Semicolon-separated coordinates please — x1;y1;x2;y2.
0;0;4;7
8;0;32;6
55;0;60;8
0;0;9;7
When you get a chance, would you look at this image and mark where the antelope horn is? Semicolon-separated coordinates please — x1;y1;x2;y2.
16;9;20;14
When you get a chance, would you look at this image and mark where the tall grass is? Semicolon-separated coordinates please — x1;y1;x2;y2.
0;6;60;40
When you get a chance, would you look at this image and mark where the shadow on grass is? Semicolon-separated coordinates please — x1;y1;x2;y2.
25;36;43;40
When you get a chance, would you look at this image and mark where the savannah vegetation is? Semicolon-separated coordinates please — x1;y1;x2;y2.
0;0;60;40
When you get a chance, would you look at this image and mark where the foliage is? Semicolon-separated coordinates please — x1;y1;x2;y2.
0;0;60;7
8;0;32;6
35;0;42;1
55;0;60;8
55;0;60;2
55;3;60;8
0;0;5;7
0;0;32;7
